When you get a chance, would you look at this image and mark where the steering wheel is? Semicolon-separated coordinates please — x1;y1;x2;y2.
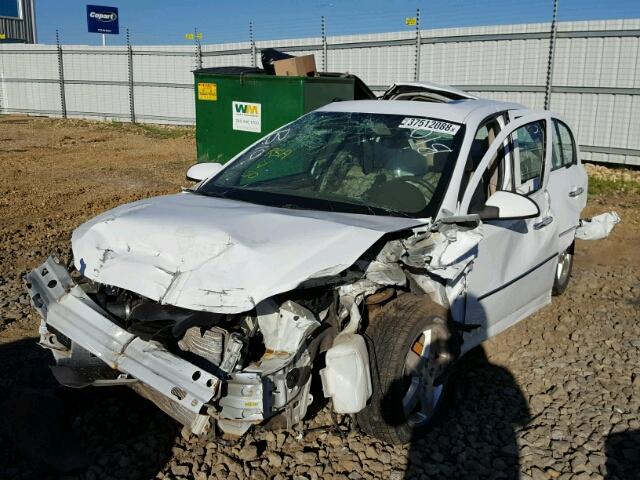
405;176;437;199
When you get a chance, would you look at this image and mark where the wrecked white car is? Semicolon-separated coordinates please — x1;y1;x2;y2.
27;97;618;445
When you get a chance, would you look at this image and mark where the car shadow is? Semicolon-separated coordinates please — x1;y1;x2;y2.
375;294;531;479
604;430;640;479
0;337;179;480
398;345;530;479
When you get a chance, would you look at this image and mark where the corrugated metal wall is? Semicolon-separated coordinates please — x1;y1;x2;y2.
0;19;639;165
0;0;36;43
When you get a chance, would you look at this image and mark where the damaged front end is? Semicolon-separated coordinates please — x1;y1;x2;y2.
27;256;337;437
26;215;485;438
26;204;621;439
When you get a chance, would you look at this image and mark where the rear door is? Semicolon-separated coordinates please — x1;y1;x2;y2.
546;119;588;251
459;113;559;349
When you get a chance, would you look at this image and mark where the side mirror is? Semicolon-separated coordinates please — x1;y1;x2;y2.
186;162;223;182
479;191;540;221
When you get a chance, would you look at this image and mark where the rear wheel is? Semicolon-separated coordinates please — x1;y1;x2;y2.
552;242;574;296
357;294;457;444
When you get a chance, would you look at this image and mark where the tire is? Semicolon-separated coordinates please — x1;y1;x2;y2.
357;294;458;445
552;241;574;296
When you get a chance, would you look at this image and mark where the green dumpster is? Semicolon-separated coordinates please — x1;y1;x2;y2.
193;68;371;163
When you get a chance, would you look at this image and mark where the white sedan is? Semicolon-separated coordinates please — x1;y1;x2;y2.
27;92;617;444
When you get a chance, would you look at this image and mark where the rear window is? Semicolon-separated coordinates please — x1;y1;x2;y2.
516;121;546;194
552;120;576;170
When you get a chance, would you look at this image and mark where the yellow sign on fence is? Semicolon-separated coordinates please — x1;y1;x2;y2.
198;82;217;101
0;33;6;40
405;17;417;26
185;32;203;40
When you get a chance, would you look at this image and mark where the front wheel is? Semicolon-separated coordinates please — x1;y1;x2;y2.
357;294;457;445
552;242;574;296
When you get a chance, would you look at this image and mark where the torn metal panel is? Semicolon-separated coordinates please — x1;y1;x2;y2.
401;223;481;316
385;221;483;281
334;221;483;318
256;300;319;354
336;255;410;333
72;193;422;314
575;211;620;241
423;225;483;280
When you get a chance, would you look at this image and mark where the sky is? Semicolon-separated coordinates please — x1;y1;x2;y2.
34;0;640;46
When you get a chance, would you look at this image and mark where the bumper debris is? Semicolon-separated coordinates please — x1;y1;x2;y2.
575;211;620;241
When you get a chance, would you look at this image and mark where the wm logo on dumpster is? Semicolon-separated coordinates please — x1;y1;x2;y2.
234;103;259;115
232;101;262;133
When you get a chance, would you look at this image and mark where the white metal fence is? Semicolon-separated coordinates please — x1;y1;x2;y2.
1;18;639;165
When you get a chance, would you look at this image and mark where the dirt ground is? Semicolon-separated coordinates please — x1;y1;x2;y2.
0;115;638;480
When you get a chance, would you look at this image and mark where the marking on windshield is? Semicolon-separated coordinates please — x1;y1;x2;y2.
409;129;454;154
263;128;291;145
266;148;293;160
399;118;461;135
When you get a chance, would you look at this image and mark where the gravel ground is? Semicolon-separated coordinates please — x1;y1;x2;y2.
0;116;638;480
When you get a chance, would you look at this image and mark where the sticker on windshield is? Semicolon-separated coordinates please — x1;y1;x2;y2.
399;117;460;135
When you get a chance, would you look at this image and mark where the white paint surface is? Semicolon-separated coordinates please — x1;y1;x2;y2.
72;193;421;314
575;211;620;240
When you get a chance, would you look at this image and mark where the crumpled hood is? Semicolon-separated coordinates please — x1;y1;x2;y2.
72;193;423;313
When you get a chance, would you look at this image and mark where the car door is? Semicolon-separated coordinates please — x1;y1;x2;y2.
458;112;559;350
546;118;588;251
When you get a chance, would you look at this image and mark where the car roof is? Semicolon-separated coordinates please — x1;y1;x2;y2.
318;98;526;125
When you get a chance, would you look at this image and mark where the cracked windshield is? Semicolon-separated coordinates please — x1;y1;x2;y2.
200;111;465;217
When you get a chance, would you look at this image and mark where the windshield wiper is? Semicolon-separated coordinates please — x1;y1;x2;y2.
371;206;413;218
346;198;413;218
279;203;309;210
191;188;231;199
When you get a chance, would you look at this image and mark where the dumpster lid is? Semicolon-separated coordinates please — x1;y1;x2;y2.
319;72;375;100
194;66;265;75
193;67;375;100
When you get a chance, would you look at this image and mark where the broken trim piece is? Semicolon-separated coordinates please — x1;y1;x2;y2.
575;211;620;241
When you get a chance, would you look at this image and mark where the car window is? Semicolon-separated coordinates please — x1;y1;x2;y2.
200;111;465;218
459;117;503;206
466;119;546;214
551;120;576;170
514;121;545;195
551;123;563;170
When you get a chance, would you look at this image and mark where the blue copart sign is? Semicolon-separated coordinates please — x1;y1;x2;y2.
86;5;119;35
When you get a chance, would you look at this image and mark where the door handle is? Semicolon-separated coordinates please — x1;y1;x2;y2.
533;216;554;230
569;187;584;197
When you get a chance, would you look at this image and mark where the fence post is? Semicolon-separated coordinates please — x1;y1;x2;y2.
126;29;136;123
195;28;203;70
321;16;328;71
544;0;559;110
55;29;67;119
249;21;256;67
414;8;421;82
